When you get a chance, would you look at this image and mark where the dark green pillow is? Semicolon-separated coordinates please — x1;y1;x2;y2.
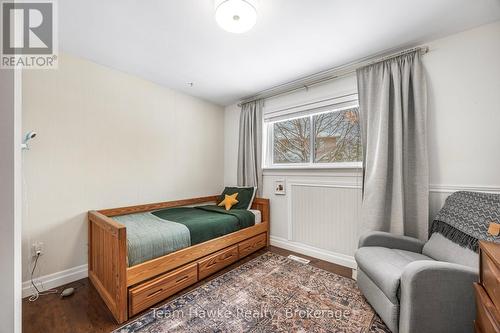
218;186;256;210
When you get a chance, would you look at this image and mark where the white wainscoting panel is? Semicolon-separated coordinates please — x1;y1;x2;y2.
288;181;362;259
429;191;450;223
428;184;500;222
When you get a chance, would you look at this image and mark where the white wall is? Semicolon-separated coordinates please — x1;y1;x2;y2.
425;20;500;187
22;54;225;287
0;69;22;332
223;21;500;267
224;103;240;186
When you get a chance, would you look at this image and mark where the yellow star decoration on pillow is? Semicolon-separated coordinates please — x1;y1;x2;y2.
218;193;239;210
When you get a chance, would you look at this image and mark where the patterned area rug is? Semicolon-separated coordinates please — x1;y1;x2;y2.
114;252;390;333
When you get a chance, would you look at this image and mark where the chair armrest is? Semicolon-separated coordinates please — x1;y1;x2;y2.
399;261;479;333
358;231;425;253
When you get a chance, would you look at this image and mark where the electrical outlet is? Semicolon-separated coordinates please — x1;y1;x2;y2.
32;241;44;257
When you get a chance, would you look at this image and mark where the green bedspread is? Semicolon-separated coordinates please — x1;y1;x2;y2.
113;212;191;267
114;205;255;267
152;205;255;245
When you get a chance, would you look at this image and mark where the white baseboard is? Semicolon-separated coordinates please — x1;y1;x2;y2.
20;237;357;298
22;264;88;298
270;236;357;269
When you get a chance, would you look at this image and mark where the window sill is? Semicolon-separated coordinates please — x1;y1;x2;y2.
263;163;362;171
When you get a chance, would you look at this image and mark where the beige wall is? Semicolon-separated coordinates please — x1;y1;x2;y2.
22;54;225;283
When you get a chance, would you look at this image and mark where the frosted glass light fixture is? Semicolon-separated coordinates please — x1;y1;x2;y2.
215;0;257;33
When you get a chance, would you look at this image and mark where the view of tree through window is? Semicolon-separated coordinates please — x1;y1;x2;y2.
273;117;310;163
314;108;362;163
272;107;362;164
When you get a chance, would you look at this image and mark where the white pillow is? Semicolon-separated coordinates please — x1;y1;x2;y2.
422;233;478;269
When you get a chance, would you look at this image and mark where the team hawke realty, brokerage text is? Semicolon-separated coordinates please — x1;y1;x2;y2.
152;306;352;321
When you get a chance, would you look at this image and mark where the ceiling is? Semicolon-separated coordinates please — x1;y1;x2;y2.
59;0;500;106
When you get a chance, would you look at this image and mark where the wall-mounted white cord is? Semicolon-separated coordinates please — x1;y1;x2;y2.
28;253;58;302
22;139;57;301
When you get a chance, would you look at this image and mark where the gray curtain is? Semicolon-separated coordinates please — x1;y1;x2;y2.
357;51;428;240
237;100;264;195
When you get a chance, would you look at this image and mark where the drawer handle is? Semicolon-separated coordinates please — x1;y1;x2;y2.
175;275;189;284
146;289;164;298
242;240;264;252
206;253;235;268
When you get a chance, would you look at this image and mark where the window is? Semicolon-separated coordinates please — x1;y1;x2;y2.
273;117;311;163
267;106;362;167
313;108;362;163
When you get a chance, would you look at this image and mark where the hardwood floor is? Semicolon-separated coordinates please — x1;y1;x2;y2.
22;246;352;333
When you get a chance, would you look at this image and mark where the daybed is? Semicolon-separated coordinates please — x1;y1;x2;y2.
88;194;270;323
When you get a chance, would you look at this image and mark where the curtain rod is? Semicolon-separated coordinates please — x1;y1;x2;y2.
238;45;429;107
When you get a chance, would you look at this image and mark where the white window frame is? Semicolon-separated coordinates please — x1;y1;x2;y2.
263;100;362;170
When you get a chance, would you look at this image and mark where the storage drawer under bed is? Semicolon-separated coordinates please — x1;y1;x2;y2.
128;262;198;317
198;245;239;279
127;232;268;317
239;233;267;258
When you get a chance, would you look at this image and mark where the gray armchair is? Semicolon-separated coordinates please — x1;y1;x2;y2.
355;231;478;333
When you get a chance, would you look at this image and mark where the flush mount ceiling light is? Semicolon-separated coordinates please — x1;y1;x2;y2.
215;0;257;33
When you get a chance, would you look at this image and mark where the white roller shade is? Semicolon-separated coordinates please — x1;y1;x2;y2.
264;93;358;123
262;73;358;122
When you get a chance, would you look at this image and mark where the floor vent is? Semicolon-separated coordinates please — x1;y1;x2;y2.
287;255;310;264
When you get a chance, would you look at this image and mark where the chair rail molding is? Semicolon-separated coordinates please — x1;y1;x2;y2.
429;184;500;194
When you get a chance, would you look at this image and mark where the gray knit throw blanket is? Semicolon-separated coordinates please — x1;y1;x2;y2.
430;191;500;252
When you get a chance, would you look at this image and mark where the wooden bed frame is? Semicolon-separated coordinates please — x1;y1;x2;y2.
88;195;270;323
